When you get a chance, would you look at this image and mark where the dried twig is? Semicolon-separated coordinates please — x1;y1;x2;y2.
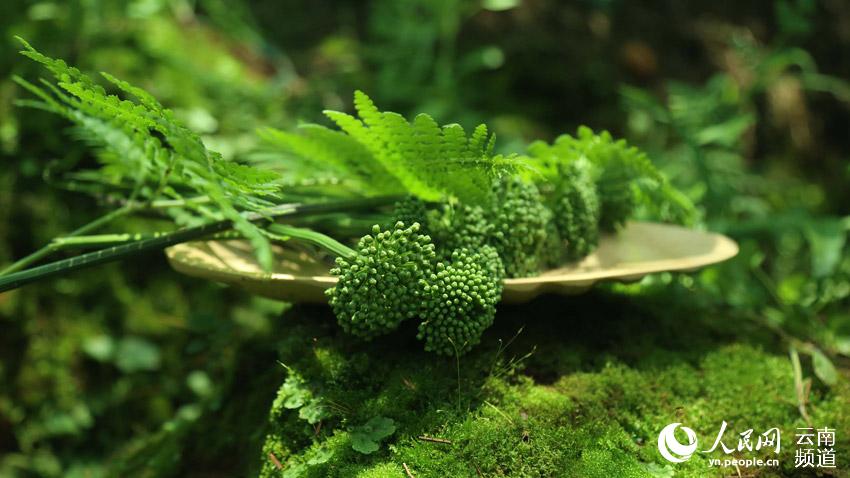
402;462;415;477
417;435;453;444
268;452;284;470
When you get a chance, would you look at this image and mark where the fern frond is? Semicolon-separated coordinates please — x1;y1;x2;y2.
527;126;695;229
282;90;524;204
469;124;489;153
258;125;403;194
16;38;284;269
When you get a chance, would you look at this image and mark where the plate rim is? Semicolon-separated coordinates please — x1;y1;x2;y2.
165;221;739;288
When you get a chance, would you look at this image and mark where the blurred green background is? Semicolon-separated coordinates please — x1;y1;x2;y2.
1;1;849;476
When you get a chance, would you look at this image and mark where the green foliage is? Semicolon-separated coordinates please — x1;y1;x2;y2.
14;38;285;269
112;336;162;373
527;126;695;230
327;222;437;340
261;90;522;205
10;39;678;362
620;40;850;379
4;3;850;477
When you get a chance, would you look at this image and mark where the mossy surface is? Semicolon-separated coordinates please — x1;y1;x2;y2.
257;284;850;477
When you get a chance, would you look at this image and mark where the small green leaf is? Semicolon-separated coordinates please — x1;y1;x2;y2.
283;393;306;409
482;0;520;11
833;336;850;357
281;462;307;478
804;219;846;278
114;337;161;372
364;416;395;438
187;371;214;398
350;433;380;454
280;376;311;409
695;113;754;147
82;335;115;362
305;447;333;465
810;347;838;386
298;399;326;424
350;416;396;454
644;462;675;478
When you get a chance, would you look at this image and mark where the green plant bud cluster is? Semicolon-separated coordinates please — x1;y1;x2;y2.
417;246;504;355
430;203;493;255
553;159;601;260
596;166;635;231
326;222;436;339
476;241;507;281
489;178;553;277
540;221;567;269
389;196;430;233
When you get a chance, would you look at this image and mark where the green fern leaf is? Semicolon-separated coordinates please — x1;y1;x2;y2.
527;126;695;229
271;91;525;204
16;38;283;269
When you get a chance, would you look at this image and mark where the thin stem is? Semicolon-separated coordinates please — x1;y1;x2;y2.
53;234;159;249
0;205;135;275
266;224;356;260
148;196;211;209
789;346;813;427
0;195;399;292
0;221;232;293
51;232;184;249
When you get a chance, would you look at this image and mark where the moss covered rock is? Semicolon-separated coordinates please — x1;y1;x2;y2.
258;288;849;477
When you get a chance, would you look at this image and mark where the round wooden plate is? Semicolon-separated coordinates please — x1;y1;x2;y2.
165;221;738;304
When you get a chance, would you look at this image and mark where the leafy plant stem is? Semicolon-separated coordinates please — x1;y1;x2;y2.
0;168;156;275
0;204;136;276
49;230;244;250
0;196;399;292
789;345;813;426
265;224;356;260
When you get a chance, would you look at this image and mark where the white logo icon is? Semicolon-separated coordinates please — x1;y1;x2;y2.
658;423;698;463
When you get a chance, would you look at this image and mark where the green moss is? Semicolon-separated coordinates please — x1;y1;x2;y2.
257;291;850;477
354;462;405;477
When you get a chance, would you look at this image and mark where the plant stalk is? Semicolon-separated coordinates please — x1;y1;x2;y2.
0;195;399;293
266;224;356;260
0;204;136;275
